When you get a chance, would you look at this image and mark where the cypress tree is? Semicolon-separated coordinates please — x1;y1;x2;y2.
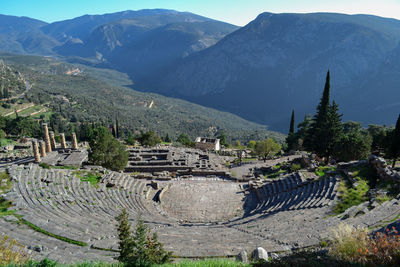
306;70;332;158
4;87;9;99
314;70;331;128
289;109;295;134
116;118;119;138
390;114;400;168
0;82;3;99
286;109;296;151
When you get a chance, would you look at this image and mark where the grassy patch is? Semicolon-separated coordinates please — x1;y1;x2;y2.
72;170;102;187
315;166;336;177
376;178;399;199
376;193;391;204
242;158;257;162
265;169;286;179
233;157;257;165
0;197;15;217
19;219;87;247
334;178;370;215
0;171;12;194
0;138;16;147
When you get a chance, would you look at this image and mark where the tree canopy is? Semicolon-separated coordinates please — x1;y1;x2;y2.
116;209;171;266
176;133;194;147
88;126;128;171
255;138;282;161
137;131;161;147
389;114;400;168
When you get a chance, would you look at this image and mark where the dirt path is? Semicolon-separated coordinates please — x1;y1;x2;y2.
3;103;35;116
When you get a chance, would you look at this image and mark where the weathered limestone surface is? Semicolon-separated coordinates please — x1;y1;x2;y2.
161;180;244;222
40;149;88;167
2;163;400;263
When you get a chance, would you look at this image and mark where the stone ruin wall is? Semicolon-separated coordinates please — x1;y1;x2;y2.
369;155;400;182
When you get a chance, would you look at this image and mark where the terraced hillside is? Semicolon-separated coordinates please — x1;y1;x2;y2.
2;162;400;263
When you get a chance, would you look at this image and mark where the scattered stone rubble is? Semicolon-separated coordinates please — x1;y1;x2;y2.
125;147;231;179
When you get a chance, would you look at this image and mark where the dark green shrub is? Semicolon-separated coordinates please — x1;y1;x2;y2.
116;209;171;266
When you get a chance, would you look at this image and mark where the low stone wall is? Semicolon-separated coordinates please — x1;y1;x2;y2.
177;169;231;178
369;155;400;182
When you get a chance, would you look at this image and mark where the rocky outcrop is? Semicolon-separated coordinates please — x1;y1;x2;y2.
369;155;400;182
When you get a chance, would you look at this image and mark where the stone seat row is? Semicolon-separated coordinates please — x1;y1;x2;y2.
7;164;167;244
10;165;117;239
254;176;338;213
0;219;116;264
261;173;307;195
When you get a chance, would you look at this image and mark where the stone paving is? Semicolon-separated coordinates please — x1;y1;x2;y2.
2;163;400;263
161;180;244;222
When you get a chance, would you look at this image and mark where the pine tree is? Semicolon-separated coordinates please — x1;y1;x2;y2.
116;211;171;266
132;217;148;264
116;208;134;263
326;101;343;157
390;114;400;168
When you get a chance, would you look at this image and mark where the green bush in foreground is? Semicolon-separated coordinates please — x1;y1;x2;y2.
116;209;171;266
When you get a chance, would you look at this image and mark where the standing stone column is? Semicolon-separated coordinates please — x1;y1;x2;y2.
60;133;67;149
39;141;46;157
49;131;56;150
71;132;78;150
32;141;40;163
42;123;52;152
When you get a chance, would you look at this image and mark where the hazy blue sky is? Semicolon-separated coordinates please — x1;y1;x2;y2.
2;0;400;25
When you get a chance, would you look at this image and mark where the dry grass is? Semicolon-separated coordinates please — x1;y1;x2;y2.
0;235;28;265
329;223;400;266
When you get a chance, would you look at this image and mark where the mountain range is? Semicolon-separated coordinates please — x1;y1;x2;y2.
1;9;399;132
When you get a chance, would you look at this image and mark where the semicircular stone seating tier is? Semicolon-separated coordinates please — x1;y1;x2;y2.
3;164;400;263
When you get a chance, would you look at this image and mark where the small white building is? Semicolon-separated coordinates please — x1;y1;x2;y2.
195;137;220;151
